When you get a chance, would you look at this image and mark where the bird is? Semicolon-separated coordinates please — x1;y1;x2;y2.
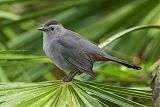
38;20;141;82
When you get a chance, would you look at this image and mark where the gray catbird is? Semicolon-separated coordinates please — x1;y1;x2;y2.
38;20;141;82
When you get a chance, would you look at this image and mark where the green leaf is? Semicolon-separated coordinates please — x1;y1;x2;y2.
0;53;51;63
98;25;160;48
74;80;146;107
77;80;152;99
0;11;20;20
0;80;149;107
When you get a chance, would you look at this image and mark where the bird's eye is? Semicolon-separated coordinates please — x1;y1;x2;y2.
50;27;54;30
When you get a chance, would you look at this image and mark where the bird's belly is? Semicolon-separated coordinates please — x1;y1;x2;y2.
51;53;70;71
44;47;71;72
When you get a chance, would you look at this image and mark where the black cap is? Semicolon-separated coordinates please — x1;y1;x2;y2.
44;20;60;27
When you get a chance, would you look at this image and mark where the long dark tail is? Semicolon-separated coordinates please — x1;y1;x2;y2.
105;55;141;70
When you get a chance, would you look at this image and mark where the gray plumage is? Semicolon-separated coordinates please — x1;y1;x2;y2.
38;20;141;81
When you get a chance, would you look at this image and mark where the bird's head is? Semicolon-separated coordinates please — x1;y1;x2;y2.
37;20;64;36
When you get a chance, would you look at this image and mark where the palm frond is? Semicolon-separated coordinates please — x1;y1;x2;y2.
0;80;151;107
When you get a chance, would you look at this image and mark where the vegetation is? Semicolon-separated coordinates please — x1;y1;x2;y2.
0;0;160;107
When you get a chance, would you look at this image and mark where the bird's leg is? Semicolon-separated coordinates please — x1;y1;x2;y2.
62;71;78;82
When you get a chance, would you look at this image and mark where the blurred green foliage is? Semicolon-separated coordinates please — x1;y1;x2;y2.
0;0;160;106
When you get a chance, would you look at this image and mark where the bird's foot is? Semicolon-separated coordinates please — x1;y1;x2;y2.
62;76;73;82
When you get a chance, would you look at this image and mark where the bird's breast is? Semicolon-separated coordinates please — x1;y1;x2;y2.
43;38;70;72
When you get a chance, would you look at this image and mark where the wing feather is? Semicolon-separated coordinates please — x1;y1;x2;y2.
57;35;95;76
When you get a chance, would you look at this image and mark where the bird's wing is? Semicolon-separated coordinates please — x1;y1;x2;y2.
58;30;141;71
57;33;95;76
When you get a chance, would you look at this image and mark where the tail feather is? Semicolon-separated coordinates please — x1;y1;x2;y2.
105;55;141;70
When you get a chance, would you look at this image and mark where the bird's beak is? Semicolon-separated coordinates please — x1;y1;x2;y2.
37;27;44;31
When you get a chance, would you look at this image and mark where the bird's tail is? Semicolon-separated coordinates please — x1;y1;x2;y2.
105;55;141;70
